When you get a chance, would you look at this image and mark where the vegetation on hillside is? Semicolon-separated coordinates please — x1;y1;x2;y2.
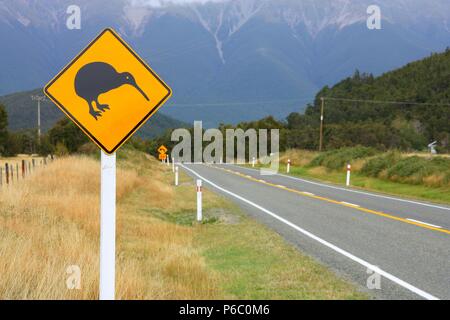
192;49;449;154
286;48;450;152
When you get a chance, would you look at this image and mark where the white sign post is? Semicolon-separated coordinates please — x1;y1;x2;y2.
99;151;116;300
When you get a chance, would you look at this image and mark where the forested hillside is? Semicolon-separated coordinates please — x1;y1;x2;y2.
285;48;450;152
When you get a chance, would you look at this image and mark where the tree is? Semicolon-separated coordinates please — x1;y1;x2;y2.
0;104;8;155
48;118;88;153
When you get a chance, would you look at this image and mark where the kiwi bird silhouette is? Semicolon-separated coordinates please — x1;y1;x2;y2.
74;62;150;120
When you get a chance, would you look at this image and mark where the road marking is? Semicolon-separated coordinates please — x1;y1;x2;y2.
341;202;360;207
181;164;439;300
212;165;450;235
276;185;287;188
232;165;450;212
406;219;442;229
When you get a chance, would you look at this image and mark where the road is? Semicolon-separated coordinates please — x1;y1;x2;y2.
180;163;450;300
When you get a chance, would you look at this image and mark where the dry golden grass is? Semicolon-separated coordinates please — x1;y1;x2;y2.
0;152;220;299
279;149;317;166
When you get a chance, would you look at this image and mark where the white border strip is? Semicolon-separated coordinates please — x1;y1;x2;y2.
181;164;439;300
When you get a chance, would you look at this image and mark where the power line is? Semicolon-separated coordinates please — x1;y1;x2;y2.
168;97;315;107
322;97;450;107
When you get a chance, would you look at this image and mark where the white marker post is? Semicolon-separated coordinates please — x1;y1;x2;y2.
175;166;179;186
167;155;170;167
172;157;175;173
252;157;255;168
287;159;291;173
346;163;351;187
196;179;202;222
99;151;116;300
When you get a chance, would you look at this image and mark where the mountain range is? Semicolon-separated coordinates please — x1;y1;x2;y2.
1;0;450;126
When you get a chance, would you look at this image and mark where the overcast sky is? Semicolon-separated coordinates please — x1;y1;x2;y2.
130;0;230;7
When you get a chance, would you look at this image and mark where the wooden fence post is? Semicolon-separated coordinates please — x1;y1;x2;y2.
5;163;9;185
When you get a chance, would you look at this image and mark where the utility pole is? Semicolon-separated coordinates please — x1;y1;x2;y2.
319;97;324;152
31;95;46;145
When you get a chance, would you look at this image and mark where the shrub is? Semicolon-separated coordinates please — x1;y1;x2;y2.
360;152;402;177
386;156;450;187
310;147;378;170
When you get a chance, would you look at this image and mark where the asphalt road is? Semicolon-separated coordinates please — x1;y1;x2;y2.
181;163;450;300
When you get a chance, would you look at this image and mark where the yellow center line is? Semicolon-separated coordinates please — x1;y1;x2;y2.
212;165;450;235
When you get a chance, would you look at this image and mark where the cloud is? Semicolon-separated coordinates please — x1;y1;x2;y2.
129;0;230;7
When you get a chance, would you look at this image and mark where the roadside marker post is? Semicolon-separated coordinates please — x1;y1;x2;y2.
175;166;179;186
5;164;9;185
287;159;291;173
346;164;351;187
196;179;202;222
43;28;172;300
172;157;175;173
252;157;255;167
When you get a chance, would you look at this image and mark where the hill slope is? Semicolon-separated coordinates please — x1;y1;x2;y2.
254;49;450;152
0;88;187;138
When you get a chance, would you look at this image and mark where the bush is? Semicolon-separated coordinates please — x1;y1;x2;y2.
360;152;402;177
386;156;450;187
310;147;378;170
54;142;69;157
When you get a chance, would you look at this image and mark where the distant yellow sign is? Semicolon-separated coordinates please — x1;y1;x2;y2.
44;28;172;154
158;145;168;160
158;145;168;154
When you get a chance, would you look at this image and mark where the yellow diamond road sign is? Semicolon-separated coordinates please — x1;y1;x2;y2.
44;28;172;154
158;145;168;154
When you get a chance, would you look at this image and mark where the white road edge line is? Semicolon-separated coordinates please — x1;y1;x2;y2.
341;201;360;207
230;165;450;211
406;219;442;229
181;164;439;300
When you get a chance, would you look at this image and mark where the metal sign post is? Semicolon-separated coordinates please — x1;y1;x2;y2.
99;151;116;300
